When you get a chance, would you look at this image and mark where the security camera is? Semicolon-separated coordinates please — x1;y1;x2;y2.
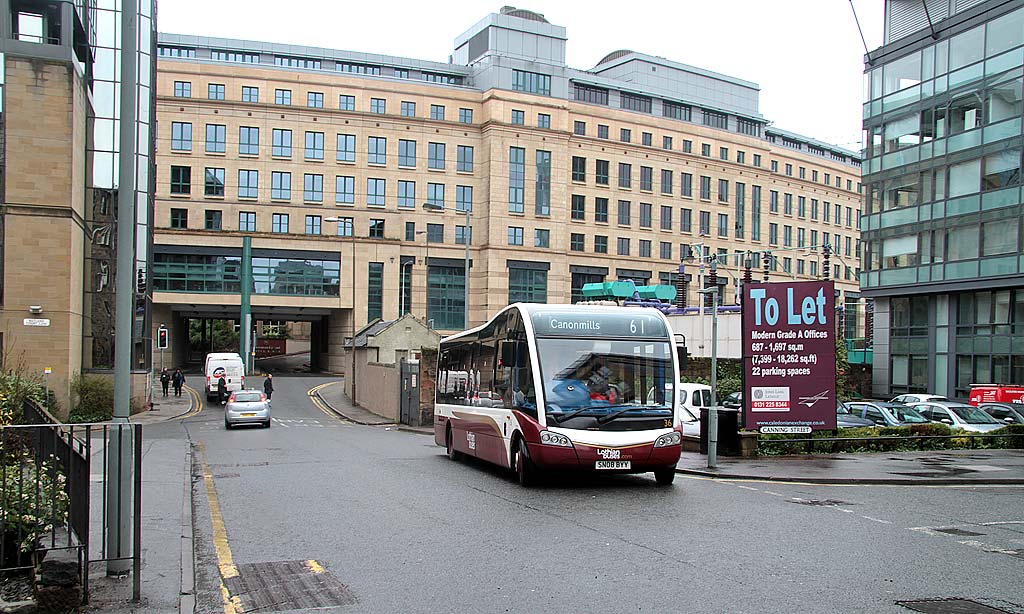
28;306;43;314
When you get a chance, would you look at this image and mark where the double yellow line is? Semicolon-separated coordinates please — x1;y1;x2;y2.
171;384;203;421
307;382;342;419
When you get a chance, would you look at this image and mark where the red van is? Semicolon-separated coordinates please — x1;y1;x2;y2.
968;384;1024;406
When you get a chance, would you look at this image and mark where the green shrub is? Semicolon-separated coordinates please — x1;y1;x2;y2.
1;452;69;566
68;373;114;423
0;372;47;427
757;421;1024;456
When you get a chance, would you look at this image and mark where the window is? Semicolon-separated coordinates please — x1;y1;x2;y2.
845;206;853;227
455;145;474;173
535;229;550;248
621;93;652;113
276;55;320;69
170;166;191;194
204;210;222;231
303;174;323;202
618;200;631;226
456;225;471;245
619;163;632;188
204;167;225;196
737;151;746;164
783;225;793;247
239;127;259;156
663;136;673;150
620;128;632;143
508;268;547;304
272;213;289;234
370;98;386;114
456;185;473;212
367;263;383;322
511;109;525;125
737;118;760;136
338;94;354;111
617;237;630;256
208;84;225;100
753;154;761;167
336;176;354;204
572;156;586;182
427;182;444;208
338;62;381;75
400;101;416;117
699;211;711;235
661;170;673;195
769;222;778;245
769;190;779;213
272;171;291;200
751;186;761;241
512;69;551;95
598;124;609;139
718;179;729;203
683;140;692;153
700;176;711;200
459;108;473;124
703;110;727;129
304;131;324;160
771;160;779;172
571;195;586;220
305;215;322;235
639;240;651;258
642;132;652;147
430;104;445;121
427;223;445;243
270;128;290;157
595;197;609;223
720;147;728;161
664;101;692;121
369;219;385;238
399;139;416;167
367;178;385;206
570;233;585;251
798;196;806;218
834;204;842;224
596;160;609;185
368;136;387;165
717;213;728;238
275;89;291;105
538;113;551;129
171;122;192;151
336;217;353;237
660;205;672;230
405;222;416;241
536;150;551;215
594;235;608;253
398;180;416;209
811;199;819;220
241;86;258;103
574;121;586;135
784;193;793;215
238;211;255;232
174;81;191;98
799;166;806;179
335;134;356;162
701;143;711;157
639;202;653;229
508;226;524;246
785;163;793;176
428;142;445;169
509;147;525;213
640;166;653;191
307;92;323;108
170;208;187;229
238;170;258;198
682;173;693;197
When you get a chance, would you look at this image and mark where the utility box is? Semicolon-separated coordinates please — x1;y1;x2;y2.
699;408;740;456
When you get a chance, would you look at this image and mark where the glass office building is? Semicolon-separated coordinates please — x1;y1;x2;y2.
862;0;1024;397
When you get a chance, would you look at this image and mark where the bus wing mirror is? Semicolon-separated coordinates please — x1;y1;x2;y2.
500;341;517;366
676;345;689;370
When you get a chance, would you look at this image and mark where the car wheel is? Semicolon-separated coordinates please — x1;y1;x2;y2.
446;424;462;461
514;438;538;487
224;418;231;430
654;468;676;486
264;420;271;428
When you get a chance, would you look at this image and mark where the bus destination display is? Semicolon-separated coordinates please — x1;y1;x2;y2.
531;311;668;338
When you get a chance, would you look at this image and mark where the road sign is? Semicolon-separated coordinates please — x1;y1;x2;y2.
23;318;50;327
759;426;812;434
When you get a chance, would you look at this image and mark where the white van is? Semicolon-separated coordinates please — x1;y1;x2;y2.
204;352;245;401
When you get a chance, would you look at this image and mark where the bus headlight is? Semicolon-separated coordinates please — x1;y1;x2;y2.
539;431;573;447
654;432;681;447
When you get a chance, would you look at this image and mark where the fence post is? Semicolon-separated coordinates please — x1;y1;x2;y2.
133;424;142;602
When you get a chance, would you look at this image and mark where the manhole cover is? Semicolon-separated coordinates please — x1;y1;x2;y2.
934;528;984;537
896;598;1015;613
224;560;356;612
788;498;852;507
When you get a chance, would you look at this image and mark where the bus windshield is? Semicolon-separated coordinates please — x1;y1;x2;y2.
537;337;673;428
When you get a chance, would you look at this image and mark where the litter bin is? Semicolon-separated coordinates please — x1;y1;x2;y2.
699;407;740;456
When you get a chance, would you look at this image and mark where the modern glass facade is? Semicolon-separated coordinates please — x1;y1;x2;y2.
863;1;1024;397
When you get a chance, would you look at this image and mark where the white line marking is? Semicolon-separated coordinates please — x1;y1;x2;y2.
980;520;1024;526
764;491;785;497
734;485;759;491
835;508;855;514
861;516;893;525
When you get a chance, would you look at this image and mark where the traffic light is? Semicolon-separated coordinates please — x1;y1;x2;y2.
157;327;169;350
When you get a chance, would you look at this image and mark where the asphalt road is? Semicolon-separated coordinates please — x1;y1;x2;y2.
145;376;1024;614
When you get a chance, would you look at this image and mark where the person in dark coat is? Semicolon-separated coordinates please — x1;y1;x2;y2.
159;369;170;397
263;374;274;401
172;369;185;397
217;375;228;405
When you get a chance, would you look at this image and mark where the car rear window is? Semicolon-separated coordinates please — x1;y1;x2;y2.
234;393;262;403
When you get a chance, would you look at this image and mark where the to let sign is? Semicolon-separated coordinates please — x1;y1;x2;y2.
742;280;837;432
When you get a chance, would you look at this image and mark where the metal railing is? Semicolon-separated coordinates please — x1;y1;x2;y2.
1;400;141;604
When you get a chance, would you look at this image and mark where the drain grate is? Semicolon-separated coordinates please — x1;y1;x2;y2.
897;598;1015;613
934;527;984;537
224;560;356;612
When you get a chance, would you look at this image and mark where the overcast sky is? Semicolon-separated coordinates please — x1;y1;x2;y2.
158;1;885;152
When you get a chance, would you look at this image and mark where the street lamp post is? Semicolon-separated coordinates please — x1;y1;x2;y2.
423;202;470;329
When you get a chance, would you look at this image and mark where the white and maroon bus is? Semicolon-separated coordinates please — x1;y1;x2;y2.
434;304;683;486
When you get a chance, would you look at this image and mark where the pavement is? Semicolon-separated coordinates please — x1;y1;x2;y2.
312;378;399;426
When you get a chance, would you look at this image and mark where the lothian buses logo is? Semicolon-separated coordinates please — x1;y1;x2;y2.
597;449;621;460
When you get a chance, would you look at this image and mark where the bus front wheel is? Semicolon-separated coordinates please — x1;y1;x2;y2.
446;425;463;461
654;468;676;486
514;438;538;487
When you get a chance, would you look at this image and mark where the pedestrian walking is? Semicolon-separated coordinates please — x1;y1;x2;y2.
263;374;274;401
172;369;185;397
159;369;170;397
217;374;228;405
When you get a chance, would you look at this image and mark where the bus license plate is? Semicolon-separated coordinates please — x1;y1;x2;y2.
595;460;631;470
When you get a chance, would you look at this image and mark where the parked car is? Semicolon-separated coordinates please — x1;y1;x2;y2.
836;402;874;428
968;384;1024;406
978;402;1024;425
722;391;742;409
890;393;947;404
908;401;1005;433
224;389;271;429
845;401;931;427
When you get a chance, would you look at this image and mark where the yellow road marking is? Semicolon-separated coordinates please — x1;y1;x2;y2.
305;559;326;574
197;443;239;614
171;384;204;421
307;382;343;420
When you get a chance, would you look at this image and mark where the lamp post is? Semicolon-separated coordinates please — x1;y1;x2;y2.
423;202;470;329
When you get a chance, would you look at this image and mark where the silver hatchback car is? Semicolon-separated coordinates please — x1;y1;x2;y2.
224;389;271;429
